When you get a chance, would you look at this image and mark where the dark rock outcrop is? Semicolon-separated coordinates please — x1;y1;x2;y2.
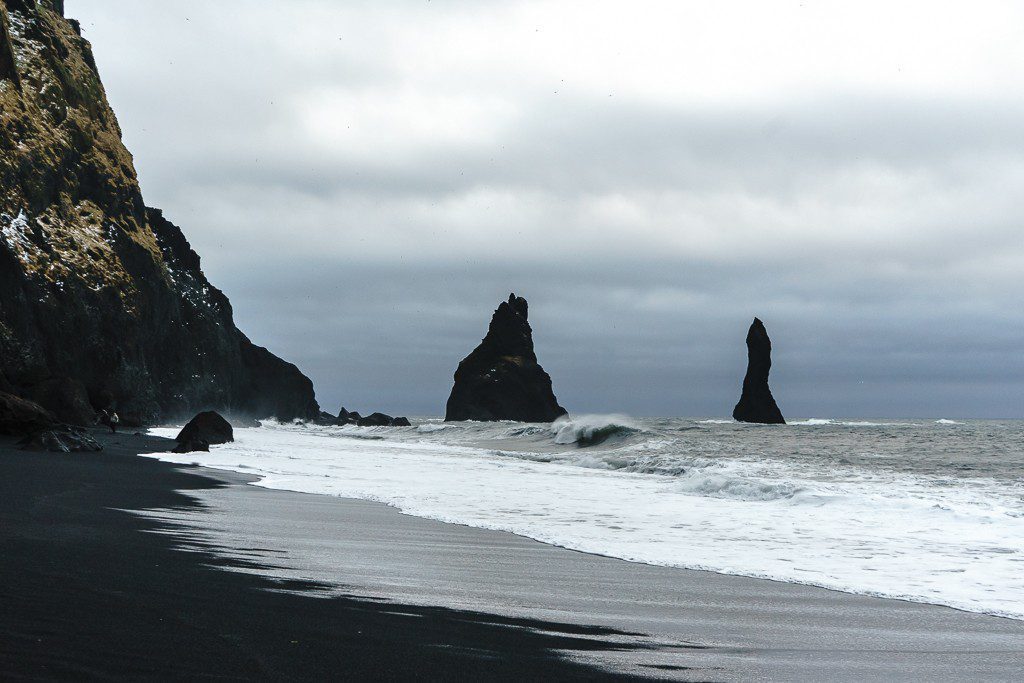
172;438;210;454
176;411;233;446
357;412;394;427
18;426;102;452
0;392;56;434
732;318;785;424
445;294;567;423
335;407;361;425
25;376;94;425
336;408;409;427
0;3;318;423
355;412;410;427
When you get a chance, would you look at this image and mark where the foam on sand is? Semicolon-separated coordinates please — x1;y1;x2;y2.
145;418;1024;620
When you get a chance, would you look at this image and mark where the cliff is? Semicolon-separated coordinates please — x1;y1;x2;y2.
732;317;785;424
0;1;318;422
445;293;567;422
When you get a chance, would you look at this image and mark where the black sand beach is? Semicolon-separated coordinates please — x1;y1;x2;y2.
3;431;1023;681
0;431;650;681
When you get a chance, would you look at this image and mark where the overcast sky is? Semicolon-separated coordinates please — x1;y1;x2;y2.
68;0;1024;418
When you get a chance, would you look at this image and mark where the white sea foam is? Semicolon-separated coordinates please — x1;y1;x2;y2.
786;418;926;427
674;470;802;501
144;418;1024;620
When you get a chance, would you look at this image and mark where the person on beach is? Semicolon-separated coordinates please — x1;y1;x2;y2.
97;409;119;433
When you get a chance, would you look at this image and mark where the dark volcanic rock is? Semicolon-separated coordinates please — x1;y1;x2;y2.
335;407;360;425
445;293;567;423
176;411;234;445
25;377;94;425
357;412;395;427
18;426;101;453
732;318;785;424
0;3;318;423
118;413;144;429
172;438;210;454
338;408;409;427
0;392;56;434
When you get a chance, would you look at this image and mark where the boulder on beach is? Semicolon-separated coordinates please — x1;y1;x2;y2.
0;392;56;435
392;417;411;427
445;293;567;423
732;318;786;424
172;438;210;454
18;427;102;453
176;411;234;445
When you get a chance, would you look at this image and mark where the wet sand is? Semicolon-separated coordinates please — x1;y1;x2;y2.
0;431;649;680
142;473;1024;681
3;430;1022;680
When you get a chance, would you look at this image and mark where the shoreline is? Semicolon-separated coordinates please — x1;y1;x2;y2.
4;430;1024;680
0;430;653;680
138;444;1024;680
196;469;1024;625
142;420;1024;624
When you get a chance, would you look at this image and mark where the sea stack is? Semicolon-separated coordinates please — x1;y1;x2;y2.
445;294;567;422
732;318;785;424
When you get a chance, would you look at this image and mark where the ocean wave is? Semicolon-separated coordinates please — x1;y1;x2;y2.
416;424;450;433
550;414;641;447
936;419;961;425
504;425;550;438
675;471;803;501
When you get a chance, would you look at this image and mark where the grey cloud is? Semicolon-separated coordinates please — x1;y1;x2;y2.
66;0;1024;419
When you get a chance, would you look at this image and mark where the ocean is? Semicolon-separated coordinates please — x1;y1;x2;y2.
145;416;1024;620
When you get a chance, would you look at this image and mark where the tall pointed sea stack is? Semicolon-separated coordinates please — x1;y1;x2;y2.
732;318;785;424
445;294;567;422
0;2;318;421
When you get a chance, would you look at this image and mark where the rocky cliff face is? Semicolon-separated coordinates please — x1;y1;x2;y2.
445;293;567;422
732;317;785;424
0;1;318;422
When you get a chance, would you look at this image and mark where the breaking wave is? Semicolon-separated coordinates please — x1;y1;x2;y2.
550;414;642;447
